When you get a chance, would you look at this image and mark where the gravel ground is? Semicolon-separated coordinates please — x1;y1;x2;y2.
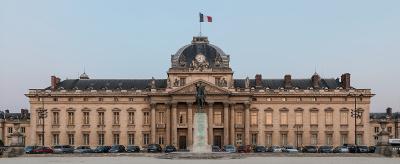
0;156;399;164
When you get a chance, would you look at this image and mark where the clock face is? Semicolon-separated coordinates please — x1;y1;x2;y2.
195;53;206;63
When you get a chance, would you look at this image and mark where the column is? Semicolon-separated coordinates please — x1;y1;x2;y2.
230;103;235;145
187;103;193;148
166;103;171;145
208;102;214;145
151;104;156;144
244;103;250;145
223;103;229;145
171;103;178;146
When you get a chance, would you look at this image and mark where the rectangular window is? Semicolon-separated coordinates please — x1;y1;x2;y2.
8;127;13;134
178;111;186;124
68;134;75;145
251;133;258;145
340;134;348;145
235;112;243;125
214;111;222;125
128;134;135;145
83;112;90;124
98;112;105;125
179;78;186;86
158;135;165;145
38;134;44;145
235;133;243;145
295;112;303;125
20;127;25;133
98;134;104;145
37;113;44;125
325;112;333;125
340;111;348;125
215;77;221;85
128;112;135;124
311;134;318;145
356;134;363;145
280;112;288;125
374;127;380;133
326;134;333;145
113;112;120;125
265;112;273;125
266;133;272;146
281;134;288;145
388;127;392;133
250;111;258;125
143;133;150;145
83;134;90;145
310;112;318;125
68;112;74;125
113;134;120;145
53;134;59;145
143;112;150;125
53;112;59;125
158;112;165;124
296;134;303;146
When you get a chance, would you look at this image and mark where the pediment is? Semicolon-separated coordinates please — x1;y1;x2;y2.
169;79;231;95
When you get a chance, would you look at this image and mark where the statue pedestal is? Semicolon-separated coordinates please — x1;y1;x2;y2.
192;112;211;153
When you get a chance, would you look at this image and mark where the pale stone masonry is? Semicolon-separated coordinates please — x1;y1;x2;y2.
25;36;374;149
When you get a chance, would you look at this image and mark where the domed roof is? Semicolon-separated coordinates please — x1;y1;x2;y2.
79;72;90;79
171;36;230;69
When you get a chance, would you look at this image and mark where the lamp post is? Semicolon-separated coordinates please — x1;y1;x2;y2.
36;91;49;146
348;93;363;146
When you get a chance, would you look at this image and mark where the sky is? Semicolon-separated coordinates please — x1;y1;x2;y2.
0;0;399;112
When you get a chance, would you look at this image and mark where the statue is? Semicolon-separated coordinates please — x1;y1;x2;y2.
173;78;180;87
245;76;250;89
195;82;206;112
150;77;156;89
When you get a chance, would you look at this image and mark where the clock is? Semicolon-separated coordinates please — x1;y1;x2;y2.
195;53;206;63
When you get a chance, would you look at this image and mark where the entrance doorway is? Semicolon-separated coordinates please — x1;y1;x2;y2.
179;136;187;150
214;135;222;148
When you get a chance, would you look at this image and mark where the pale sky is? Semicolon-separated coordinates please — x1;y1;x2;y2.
1;0;399;112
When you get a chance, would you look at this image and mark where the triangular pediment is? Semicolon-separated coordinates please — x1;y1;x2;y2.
169;79;231;95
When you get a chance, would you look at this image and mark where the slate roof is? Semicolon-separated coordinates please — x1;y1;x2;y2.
370;112;400;120
49;78;342;91
0;110;30;120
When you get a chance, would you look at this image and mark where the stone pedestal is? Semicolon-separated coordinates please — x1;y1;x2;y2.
375;119;396;157
192;112;211;153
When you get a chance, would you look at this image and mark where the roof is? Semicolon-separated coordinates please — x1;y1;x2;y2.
0;110;30;120
233;78;341;89
370;112;400;120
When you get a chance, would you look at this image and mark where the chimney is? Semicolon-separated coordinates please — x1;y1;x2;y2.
255;74;262;87
386;107;393;117
311;73;320;89
284;74;292;89
341;73;351;89
51;76;60;90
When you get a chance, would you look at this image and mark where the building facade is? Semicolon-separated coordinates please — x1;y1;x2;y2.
0;109;30;146
369;107;400;145
26;36;373;149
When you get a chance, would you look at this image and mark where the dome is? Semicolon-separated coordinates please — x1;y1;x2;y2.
79;72;90;79
171;36;230;69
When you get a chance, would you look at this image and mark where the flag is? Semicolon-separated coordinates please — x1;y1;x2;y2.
199;13;212;22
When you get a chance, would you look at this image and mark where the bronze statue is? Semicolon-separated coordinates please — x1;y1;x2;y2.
195;82;206;112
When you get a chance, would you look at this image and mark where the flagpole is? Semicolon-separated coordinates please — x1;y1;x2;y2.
199;21;202;36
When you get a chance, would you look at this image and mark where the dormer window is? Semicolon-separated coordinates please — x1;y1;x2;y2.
179;77;186;86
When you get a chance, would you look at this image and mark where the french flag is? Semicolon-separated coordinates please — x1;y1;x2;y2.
199;13;212;22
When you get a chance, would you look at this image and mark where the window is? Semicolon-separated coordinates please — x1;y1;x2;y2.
236;133;243;145
295;112;303;125
98;134;104;145
98;112;105;125
340;111;348;125
388;127;392;133
68;98;73;102
215;77;221;85
53;97;58;101
179;77;186;86
251;133;258;145
250;111;258;125
37;112;44;125
38;134;44;145
158;135;165;145
310;112;318;125
68;112;74;125
158;112;165;124
83;134;90;145
143;133;150;145
113;112;120;125
98;98;103;102
340;134;348;145
83;112;90;124
326;134;333;145
265;112;273;125
129;98;134;101
128;112;135;124
296;134;303;146
374;127;380;133
113;134;120;145
128;134;135;145
325;112;333;125
53;134;59;145
311;134;318;145
282;98;287;101
178;111;186;124
214;111;222;125
280;112;288;125
311;97;316;101
68;134;75;145
356;134;363;145
143;112;150;125
235;112;243;125
53;112;59;125
266;133;272;146
266;98;272;101
20;127;25;133
114;97;119;102
281;134;288;145
8;127;13;134
83;97;88;101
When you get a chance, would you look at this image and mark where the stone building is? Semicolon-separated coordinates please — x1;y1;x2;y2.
370;107;400;145
0;109;30;146
25;36;374;149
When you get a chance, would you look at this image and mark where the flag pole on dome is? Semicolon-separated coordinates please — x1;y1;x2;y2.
199;12;212;37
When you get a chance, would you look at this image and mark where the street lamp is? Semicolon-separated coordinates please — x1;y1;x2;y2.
36;91;49;146
348;93;363;146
